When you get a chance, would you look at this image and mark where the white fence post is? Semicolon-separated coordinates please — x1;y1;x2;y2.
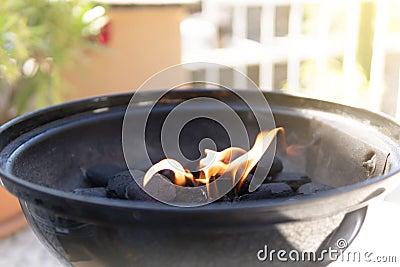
259;4;276;90
396;67;400;119
287;3;304;91
315;1;333;95
342;0;361;100
232;2;248;88
370;0;389;111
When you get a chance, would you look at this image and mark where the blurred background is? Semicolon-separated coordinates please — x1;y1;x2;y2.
67;0;400;118
2;0;400;123
1;0;400;266
73;0;400;115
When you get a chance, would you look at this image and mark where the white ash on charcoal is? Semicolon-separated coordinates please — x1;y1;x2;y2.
297;182;333;195
72;187;107;198
268;172;312;190
85;163;126;187
239;183;294;201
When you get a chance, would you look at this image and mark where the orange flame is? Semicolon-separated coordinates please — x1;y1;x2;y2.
143;159;193;186
143;127;309;196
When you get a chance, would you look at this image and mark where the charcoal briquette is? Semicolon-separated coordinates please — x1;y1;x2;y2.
270;157;283;175
125;170;176;202
229;174;253;198
125;181;154;201
158;169;175;183
106;170;135;199
270;172;312;190
239;182;293;201
251;156;283;177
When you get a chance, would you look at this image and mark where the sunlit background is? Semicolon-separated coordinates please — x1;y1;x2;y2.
70;0;400;118
180;0;400;117
2;0;400;120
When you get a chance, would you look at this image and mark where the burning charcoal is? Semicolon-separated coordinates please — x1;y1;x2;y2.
186;171;202;187
251;156;283;177
72;187;107;198
224;174;263;200
106;170;135;199
158;169;198;187
86;164;126;187
297;182;333;195
270;156;283;175
126;170;176;202
225;174;253;199
239;183;293;201
269;172;312;190
223;190;235;202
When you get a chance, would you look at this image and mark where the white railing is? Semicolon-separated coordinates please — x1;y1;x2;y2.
181;0;400;116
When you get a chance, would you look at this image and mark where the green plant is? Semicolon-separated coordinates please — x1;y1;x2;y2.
0;0;108;124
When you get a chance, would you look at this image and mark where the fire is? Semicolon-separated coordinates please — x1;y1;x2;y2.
143;127;304;196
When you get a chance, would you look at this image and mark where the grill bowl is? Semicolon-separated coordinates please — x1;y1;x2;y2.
1;89;400;267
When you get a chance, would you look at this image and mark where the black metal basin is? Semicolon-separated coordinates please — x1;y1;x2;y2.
1;89;400;267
